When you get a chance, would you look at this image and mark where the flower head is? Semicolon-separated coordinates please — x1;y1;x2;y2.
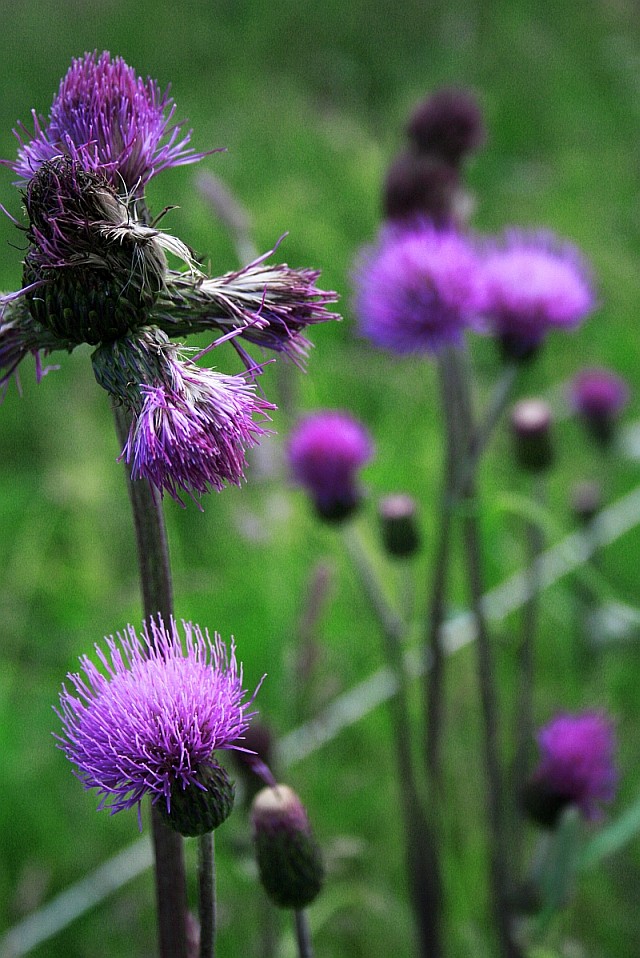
288;410;373;521
11;51;204;194
480;231;595;358
353;222;484;355
56;617;262;829
569;367;629;445
523;711;617;826
123;363;274;504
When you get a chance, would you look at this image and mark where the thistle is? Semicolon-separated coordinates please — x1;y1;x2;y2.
0;52;339;503
56;617;262;834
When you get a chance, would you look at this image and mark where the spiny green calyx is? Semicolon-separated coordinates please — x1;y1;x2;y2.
22;156;168;345
159;762;236;837
251;784;324;909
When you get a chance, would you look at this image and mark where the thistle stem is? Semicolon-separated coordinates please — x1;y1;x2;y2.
113;402;189;958
294;909;314;958
198;832;217;958
343;525;443;958
510;475;546;868
448;356;521;958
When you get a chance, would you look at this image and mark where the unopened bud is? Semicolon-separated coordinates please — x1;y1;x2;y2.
511;399;553;472
251;784;324;909
379;493;421;558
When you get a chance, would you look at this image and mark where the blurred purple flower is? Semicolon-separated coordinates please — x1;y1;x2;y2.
56;617;261;822
10;51;205;194
353;222;485;355
530;711;618;823
480;231;595;357
288;410;374;521
569;367;629;445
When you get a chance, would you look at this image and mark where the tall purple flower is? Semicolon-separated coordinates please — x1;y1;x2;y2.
288;410;374;521
480;230;595;359
523;711;618;827
353;221;485;355
56;617;263;834
10;51;205;195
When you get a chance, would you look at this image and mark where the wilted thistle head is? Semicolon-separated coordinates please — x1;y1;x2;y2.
288;409;374;522
522;710;618;828
56;617;263;835
480;230;595;360
353;221;485;355
0;52;339;502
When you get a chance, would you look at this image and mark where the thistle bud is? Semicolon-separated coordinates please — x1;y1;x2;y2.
251;785;324;909
378;493;421;558
570;480;602;525
159;763;236;837
383;152;459;226
569;367;630;448
406;87;486;166
510;398;553;473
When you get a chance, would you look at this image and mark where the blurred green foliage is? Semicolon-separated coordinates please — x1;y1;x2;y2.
1;1;640;956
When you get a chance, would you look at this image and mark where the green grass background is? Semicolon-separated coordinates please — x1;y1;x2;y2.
1;1;640;955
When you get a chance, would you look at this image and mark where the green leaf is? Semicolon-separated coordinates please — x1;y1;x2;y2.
581;796;640;870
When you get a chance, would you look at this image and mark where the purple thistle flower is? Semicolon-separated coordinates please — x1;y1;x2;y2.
121;353;275;505
480;230;595;358
56;617;262;824
288;410;374;521
570;367;629;417
352;222;485;355
525;711;618;826
10;51;205;194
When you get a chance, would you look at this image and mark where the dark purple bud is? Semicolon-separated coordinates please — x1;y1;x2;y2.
383;152;460;226
406;87;486;166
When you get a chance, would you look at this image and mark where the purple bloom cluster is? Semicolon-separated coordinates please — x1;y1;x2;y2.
288;410;373;521
123;360;274;503
56;617;261;821
353;222;484;354
11;51;204;194
353;225;595;358
533;711;618;821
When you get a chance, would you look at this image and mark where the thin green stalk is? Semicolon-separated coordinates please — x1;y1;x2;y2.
511;474;546;868
294;909;314;958
198;832;217;958
449;354;522;958
113;402;189;958
343;525;444;958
